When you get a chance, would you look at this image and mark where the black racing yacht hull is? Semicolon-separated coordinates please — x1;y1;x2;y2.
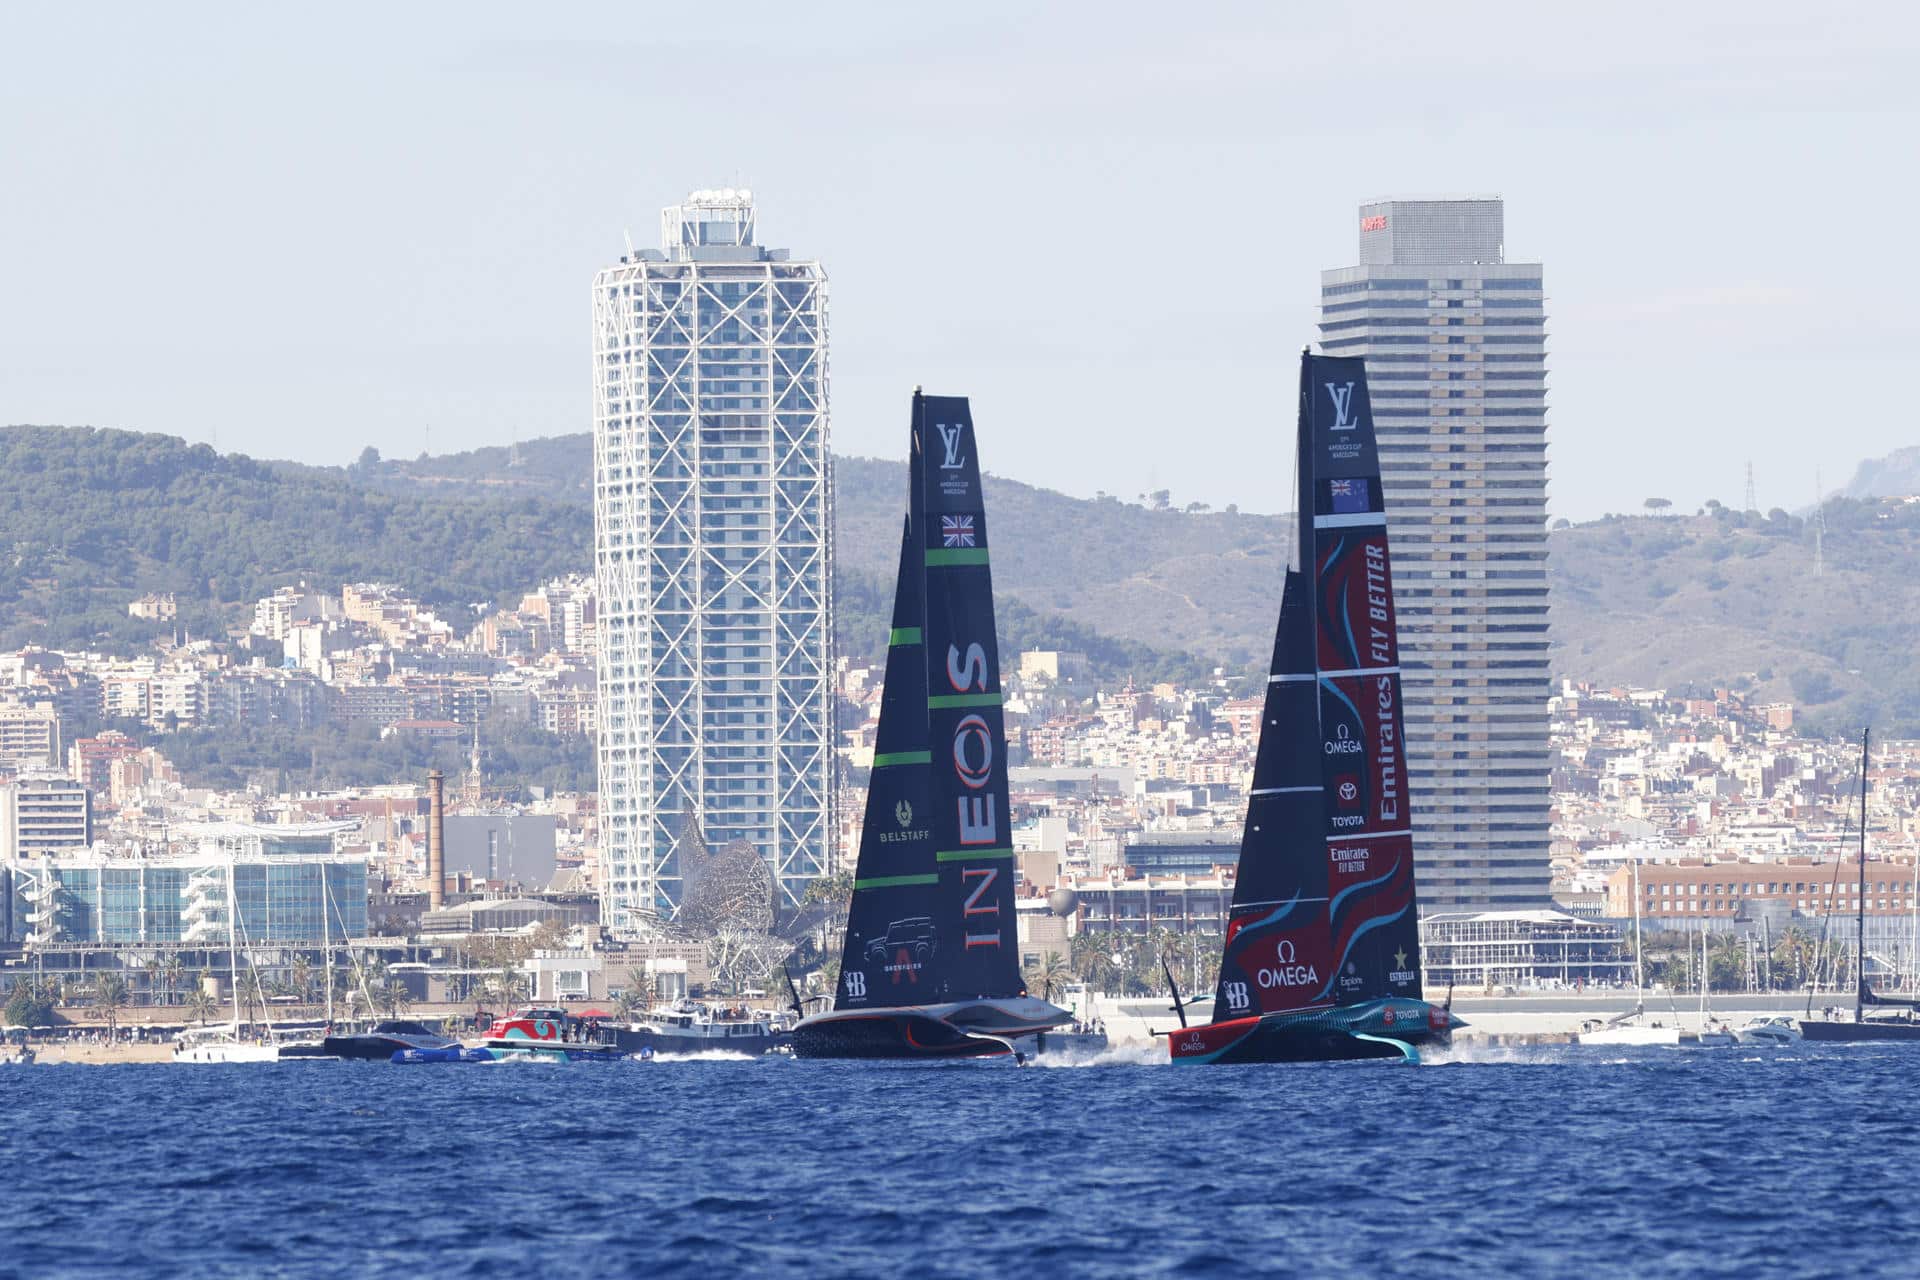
1800;1018;1920;1043
791;997;1073;1061
791;1010;1007;1060
319;1021;461;1061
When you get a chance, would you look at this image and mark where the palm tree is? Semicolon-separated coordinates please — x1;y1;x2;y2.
162;954;185;1007
290;955;314;1012
613;987;647;1023
1069;931;1120;992
1022;950;1074;1000
185;988;218;1026
93;973;129;1041
375;979;411;1019
142;955;165;1008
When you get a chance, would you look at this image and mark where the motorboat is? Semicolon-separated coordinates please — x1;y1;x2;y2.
612;1001;788;1056
1680;1020;1739;1049
1736;1015;1802;1046
473;1007;622;1061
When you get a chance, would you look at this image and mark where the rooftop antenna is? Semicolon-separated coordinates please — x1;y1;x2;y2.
623;228;636;260
1813;468;1827;576
1744;462;1757;514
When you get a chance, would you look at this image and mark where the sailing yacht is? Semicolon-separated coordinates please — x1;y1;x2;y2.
1801;728;1920;1042
1168;352;1458;1065
791;393;1073;1059
1681;922;1737;1047
1578;858;1680;1046
174;862;278;1063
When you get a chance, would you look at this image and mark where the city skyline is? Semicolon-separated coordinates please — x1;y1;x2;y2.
4;4;1916;522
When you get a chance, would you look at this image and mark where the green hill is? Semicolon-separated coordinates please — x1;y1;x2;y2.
346;436;1293;669
0;426;591;649
11;423;1920;732
1549;501;1920;733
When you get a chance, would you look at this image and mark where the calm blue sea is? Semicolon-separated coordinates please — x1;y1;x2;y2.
1;1042;1914;1278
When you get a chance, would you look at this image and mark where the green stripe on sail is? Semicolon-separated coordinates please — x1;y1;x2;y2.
925;548;990;567
871;750;931;767
888;627;922;646
935;848;1017;862
853;874;940;889
927;692;1002;709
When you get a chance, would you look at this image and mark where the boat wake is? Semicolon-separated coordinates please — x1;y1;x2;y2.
646;1050;759;1063
1031;1041;1164;1068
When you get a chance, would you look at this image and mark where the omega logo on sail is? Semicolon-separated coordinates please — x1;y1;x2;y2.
1256;938;1320;989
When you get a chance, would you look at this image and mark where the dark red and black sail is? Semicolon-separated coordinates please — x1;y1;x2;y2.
1299;353;1423;1005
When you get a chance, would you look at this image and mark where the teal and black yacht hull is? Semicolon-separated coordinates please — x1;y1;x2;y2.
1168;998;1460;1065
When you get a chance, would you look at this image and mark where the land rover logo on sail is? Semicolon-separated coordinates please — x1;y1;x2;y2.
895;799;913;828
1325;723;1362;756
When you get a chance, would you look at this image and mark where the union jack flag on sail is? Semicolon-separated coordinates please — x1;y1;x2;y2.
942;515;976;548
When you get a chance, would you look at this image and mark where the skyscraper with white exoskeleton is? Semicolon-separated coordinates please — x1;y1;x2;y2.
1318;197;1551;910
592;189;832;934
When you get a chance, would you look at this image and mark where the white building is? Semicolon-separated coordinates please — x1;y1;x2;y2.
592;189;832;931
1319;197;1552;910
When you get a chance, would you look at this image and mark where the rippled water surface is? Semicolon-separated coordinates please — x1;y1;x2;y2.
4;1041;1917;1277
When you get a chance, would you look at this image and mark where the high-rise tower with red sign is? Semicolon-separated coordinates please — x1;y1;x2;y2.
1318;198;1550;911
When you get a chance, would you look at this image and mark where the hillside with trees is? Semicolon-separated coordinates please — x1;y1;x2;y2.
1550;499;1920;734
12;423;1920;732
0;426;591;650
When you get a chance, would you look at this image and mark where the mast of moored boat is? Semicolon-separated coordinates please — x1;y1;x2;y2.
225;857;242;1038
323;866;334;1026
1631;857;1646;1018
1855;726;1870;1023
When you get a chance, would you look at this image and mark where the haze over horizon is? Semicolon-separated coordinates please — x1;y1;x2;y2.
4;2;1915;520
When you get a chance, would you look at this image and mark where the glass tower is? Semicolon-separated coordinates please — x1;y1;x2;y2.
1318;198;1550;910
592;190;833;932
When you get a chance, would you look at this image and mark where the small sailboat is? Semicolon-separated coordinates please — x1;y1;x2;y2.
791;392;1072;1059
1801;728;1920;1043
1168;351;1458;1065
1578;857;1680;1046
1681;922;1737;1047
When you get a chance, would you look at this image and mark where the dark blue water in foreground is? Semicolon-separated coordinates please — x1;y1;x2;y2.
3;1041;1916;1277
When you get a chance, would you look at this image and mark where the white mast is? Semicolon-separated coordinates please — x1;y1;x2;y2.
1699;919;1710;1030
323;866;334;1025
1631;857;1645;1016
1909;851;1918;997
226;858;241;1037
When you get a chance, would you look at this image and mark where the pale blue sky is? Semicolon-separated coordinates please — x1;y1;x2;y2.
3;2;1915;518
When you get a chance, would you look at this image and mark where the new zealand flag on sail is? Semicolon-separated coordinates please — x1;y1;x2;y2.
1329;478;1371;514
